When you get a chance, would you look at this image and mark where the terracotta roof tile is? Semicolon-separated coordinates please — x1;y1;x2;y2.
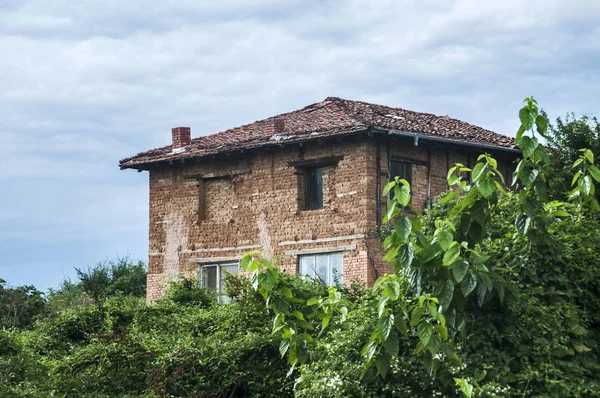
119;97;517;169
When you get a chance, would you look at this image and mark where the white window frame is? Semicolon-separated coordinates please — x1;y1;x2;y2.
298;252;343;286
199;262;239;294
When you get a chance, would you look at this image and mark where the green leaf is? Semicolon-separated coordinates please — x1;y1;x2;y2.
321;316;330;329
375;355;390;378
460;273;477;297
394;216;412;241
443;244;460;266
398;243;414;269
435;324;448;340
452;261;468;283
382;181;396;196
589;165;600;183
520;167;539;186
438;279;454;310
515;214;531;236
306;298;319;306
476;177;496;198
383;246;399;263
410;306;425;327
279;339;290;358
281;286;293;299
437;230;453;251
476;282;487;307
377;296;389;318
517;135;539;158
379;314;394;340
241;254;253;271
417;322;433;347
519;107;534;131
439;191;458;204
384;201;398;223
396;185;411;207
362;340;378;361
394;316;408;336
292;310;305;321
516;124;526;141
535;114;548;137
383;330;400;356
584;149;594;164
383;280;401;301
572;171;581;186
454;378;474;398
581;175;592;196
471;162;487;182
409;268;422;295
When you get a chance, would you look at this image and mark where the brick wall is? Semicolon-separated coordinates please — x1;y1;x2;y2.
145;135;518;301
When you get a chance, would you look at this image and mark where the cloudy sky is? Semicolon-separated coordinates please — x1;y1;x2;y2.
1;0;599;289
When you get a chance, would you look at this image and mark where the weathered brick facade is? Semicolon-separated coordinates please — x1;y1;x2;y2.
143;134;516;301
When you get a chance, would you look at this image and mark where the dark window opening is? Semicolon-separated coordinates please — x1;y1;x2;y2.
389;160;412;206
305;167;323;210
390;160;411;184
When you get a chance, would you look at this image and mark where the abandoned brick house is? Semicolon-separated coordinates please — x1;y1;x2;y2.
119;97;519;301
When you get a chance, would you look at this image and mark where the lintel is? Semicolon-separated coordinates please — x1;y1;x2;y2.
188;256;242;264
283;244;356;256
191;168;251;180
288;155;344;168
390;156;427;167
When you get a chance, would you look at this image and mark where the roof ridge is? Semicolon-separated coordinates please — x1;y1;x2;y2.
120;96;517;169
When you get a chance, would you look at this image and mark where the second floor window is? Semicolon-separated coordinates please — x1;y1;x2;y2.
390;160;411;185
305;167;323;210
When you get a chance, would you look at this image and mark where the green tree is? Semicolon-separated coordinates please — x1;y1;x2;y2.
0;278;45;330
546;112;600;199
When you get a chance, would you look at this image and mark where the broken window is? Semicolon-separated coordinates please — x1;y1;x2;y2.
299;252;343;286
305;167;323;210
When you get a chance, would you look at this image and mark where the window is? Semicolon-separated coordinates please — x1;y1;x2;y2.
390;160;411;185
305;167;323;210
299;252;343;286
200;263;238;293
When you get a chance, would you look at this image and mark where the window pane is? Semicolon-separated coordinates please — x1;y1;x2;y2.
300;256;315;278
330;253;343;285
306;167;323;210
219;264;238;292
316;254;329;285
390;161;407;181
201;266;217;290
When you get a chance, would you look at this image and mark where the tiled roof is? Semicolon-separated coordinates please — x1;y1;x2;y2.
119;97;517;169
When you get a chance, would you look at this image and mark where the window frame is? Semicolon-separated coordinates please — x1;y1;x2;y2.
199;262;239;294
298;252;343;286
389;159;412;186
304;166;323;210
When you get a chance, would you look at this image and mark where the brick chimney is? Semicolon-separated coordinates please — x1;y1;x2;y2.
171;127;191;149
265;118;284;136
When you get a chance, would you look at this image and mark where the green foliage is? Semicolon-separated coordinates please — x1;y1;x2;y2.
0;280;45;330
545;112;600;200
158;274;216;307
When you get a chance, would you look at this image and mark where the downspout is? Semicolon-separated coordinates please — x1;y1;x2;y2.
426;148;432;209
375;140;381;227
